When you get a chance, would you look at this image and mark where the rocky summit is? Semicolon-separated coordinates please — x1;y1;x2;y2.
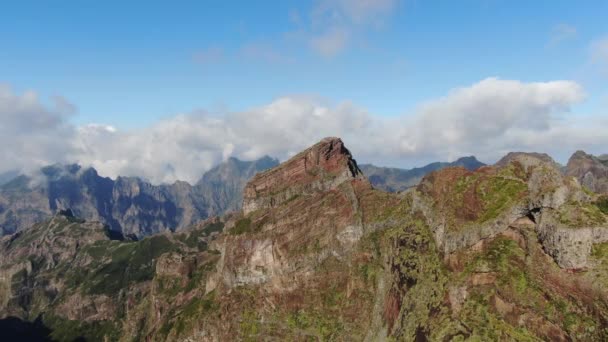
1;138;608;341
566;150;608;194
242;137;368;214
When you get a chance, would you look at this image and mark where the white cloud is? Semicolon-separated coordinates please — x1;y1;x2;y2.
0;84;77;173
1;78;604;184
402;78;586;160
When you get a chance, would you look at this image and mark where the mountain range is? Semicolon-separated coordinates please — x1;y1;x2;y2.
0;156;278;237
360;156;485;192
1;137;608;341
0;154;491;238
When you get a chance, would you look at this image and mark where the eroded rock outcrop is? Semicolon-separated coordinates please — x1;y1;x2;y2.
566;150;608;194
417;152;608;270
537;210;608;269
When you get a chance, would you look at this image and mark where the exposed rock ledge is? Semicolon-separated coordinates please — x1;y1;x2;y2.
537;211;608;269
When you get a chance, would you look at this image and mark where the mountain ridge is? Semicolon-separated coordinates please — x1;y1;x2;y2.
0;156;279;237
1;138;608;340
360;155;485;192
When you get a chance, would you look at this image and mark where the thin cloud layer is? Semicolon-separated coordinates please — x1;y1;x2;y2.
307;0;399;57
0;78;601;184
549;24;577;46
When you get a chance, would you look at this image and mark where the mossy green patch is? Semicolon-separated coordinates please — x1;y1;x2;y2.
230;217;263;235
384;217;448;340
167;290;219;338
43;314;120;342
203;222;224;235
440;170;527;230
67;235;178;295
285;309;344;340
595;197;608;215
11;269;28;292
457;292;541;341
476;177;527;223
558;201;607;227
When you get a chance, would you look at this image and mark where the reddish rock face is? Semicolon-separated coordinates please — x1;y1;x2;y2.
565;150;608;194
242;137;369;213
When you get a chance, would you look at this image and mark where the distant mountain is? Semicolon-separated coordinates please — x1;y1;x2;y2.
195;156;279;214
565;150;608;194
360;156;485;192
0;170;19;186
0;157;278;237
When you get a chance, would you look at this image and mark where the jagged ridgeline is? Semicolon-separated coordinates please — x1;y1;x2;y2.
1;137;608;341
0;157;279;237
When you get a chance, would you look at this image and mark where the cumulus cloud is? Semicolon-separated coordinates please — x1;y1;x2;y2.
402;78;586;161
0;85;77;173
1;78;604;184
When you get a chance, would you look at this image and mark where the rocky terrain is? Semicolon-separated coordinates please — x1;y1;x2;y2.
566;150;608;194
1;138;608;341
360;156;485;192
0;157;278;237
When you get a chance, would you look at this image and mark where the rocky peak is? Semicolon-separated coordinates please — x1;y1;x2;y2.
495;152;558;171
242;137;368;214
567;150;604;169
566;150;608;194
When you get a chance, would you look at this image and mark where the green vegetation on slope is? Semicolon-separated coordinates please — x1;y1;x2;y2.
43;314;120;342
385;216;448;339
67;235;178;295
596;196;608;215
454;235;607;340
558;201;607;227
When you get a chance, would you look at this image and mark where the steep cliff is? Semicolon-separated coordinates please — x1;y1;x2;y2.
1;139;608;341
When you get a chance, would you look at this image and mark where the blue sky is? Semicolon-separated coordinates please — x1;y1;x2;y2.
2;0;606;127
1;1;608;182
